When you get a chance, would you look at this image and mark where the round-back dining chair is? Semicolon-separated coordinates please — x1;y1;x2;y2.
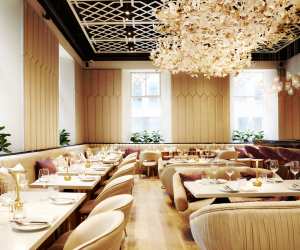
111;162;136;181
88;194;134;226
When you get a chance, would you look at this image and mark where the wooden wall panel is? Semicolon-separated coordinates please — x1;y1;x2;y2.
83;69;122;143
172;74;230;142
75;62;85;143
279;90;300;139
24;1;59;150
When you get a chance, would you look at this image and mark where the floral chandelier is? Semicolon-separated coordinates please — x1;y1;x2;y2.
151;0;300;78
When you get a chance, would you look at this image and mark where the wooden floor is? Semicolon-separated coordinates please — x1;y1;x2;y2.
123;177;199;250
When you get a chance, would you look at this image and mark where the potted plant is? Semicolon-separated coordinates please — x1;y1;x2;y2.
0;125;11;154
59;129;70;146
232;130;264;143
130;130;164;144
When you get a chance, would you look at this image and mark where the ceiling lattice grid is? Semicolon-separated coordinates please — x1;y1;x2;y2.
66;0;162;54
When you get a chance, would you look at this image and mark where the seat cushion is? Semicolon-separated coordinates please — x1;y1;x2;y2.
244;145;266;159
179;173;202;202
234;146;248;158
47;231;72;250
259;146;284;161
79;199;97;215
124;147;140;159
35;159;57;178
278;148;300;161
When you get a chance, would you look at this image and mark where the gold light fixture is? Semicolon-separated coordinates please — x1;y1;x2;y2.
151;0;300;78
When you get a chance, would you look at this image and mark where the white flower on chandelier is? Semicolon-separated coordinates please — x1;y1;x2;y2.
151;0;300;78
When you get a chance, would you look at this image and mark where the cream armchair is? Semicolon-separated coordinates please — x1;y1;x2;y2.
89;194;134;226
190;201;300;250
79;175;134;216
48;211;125;250
139;151;160;177
111;162;136;181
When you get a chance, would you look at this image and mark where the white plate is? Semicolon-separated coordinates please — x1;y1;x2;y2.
288;185;300;191
11;222;50;232
79;176;96;182
50;197;76;205
216;179;227;184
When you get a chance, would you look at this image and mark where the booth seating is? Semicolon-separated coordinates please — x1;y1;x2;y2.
0;145;88;183
190;201;300;250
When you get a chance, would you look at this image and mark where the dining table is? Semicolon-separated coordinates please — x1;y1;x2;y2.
0;190;86;250
56;163;114;177
30;175;101;191
184;179;300;199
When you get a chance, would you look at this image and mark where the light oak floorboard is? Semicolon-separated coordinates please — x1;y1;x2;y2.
123;178;199;250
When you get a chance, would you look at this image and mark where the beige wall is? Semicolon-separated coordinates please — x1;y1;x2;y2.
83;69;122;143
24;1;59;150
172;74;230;143
279;90;300;139
75;62;85;143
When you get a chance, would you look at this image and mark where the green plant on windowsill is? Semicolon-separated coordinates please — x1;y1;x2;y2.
232;130;264;143
130;130;164;144
59;129;70;146
0;125;11;154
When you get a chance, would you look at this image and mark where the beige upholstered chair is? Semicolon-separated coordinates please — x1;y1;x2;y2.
139;151;160;177
89;194;134;226
111;162;136;181
124;152;138;161
48;211;125;250
217;150;239;160
118;157;137;169
80;175;134;215
190;201;300;250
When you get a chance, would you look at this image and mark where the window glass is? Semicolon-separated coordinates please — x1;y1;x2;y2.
131;72;161;134
231;70;278;140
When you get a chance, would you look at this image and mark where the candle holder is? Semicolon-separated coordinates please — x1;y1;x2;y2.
64;156;72;181
253;160;262;187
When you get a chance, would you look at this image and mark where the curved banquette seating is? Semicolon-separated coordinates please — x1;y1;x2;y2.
190;201;300;250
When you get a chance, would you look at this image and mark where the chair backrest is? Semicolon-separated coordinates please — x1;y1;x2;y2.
124;152;138;161
217;150;239;160
140;151;160;162
64;211;125;250
89;194;134;226
190;201;300;250
96;175;134;204
111;162;136;181
117;157;136;169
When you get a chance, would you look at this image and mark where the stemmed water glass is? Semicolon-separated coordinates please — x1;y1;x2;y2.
290;161;300;180
269;160;279;183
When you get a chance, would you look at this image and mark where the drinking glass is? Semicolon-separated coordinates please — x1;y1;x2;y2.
269;160;279;183
38;169;49;189
211;166;218;183
225;167;235;181
290;161;300;180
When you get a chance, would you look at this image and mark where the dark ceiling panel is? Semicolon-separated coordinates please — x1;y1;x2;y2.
38;0;300;61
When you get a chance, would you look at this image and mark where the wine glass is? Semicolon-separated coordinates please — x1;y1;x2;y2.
290;161;300;180
269;160;279;183
225;167;235;181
